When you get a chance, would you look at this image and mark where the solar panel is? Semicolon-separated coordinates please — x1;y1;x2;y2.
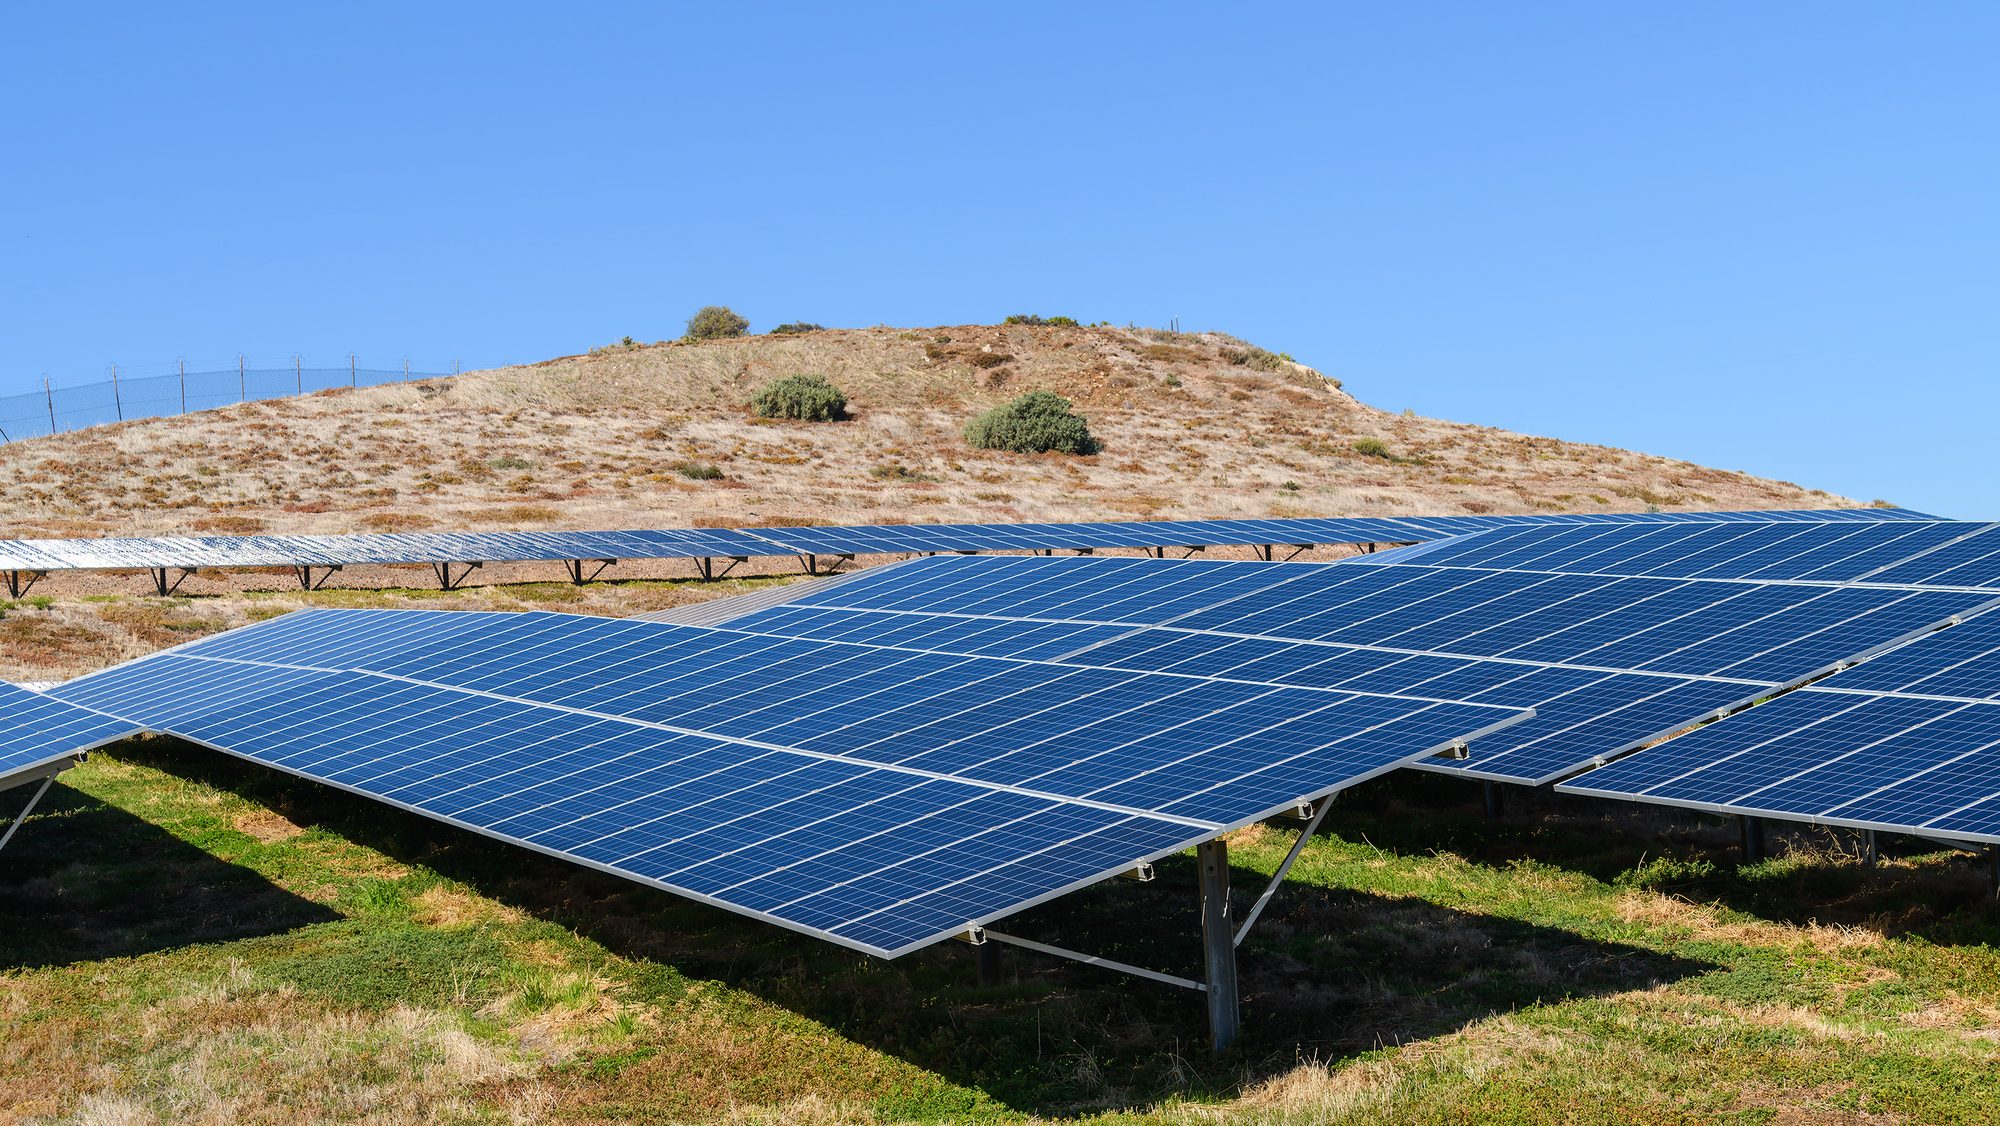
1558;608;2000;842
715;551;1997;784
50;608;1525;955
0;681;139;792
0;508;1932;585
1360;521;2000;589
0;528;777;573
743;509;1932;558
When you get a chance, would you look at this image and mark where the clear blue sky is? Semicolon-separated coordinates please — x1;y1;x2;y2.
5;4;1994;517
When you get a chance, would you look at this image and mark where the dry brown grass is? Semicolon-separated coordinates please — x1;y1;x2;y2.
0;325;1849;543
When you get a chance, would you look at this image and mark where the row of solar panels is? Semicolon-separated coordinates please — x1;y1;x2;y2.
5;514;1998;962
0;506;1933;574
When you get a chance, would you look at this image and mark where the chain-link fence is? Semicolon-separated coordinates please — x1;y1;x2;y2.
0;361;452;443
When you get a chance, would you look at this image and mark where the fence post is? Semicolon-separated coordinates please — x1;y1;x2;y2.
110;364;122;421
178;359;187;413
349;353;356;388
239;355;246;402
44;378;55;434
404;358;411;381
294;354;302;396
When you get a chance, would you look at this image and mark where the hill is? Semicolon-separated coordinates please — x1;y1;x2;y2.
0;323;1853;542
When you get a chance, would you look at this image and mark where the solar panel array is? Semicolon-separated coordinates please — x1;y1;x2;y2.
1561;610;2000;843
711;535;1998;784
50;608;1525;954
0;681;140;792
0;508;1935;580
0;529;777;573
738;509;1931;557
1359;519;2000;590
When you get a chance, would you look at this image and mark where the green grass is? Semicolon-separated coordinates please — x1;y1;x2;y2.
4;750;1999;1123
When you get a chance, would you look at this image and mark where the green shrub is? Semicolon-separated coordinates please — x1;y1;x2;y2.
964;391;1099;455
1351;437;1395;460
967;351;1010;369
1222;346;1293;373
683;305;750;341
751;373;847;422
769;322;825;335
1003;314;1079;327
674;462;724;480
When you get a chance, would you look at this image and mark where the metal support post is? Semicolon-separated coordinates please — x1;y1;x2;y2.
150;567;194;597
1197;838;1240;1052
1483;781;1505;821
1860;829;1878;867
563;559;616;586
799;553;853;577
433;561;482;591
1741;815;1767;863
1254;544;1274;562
975;938;1003;986
1990;846;1999;899
694;556;746;582
4;570;43;599
294;564;342;591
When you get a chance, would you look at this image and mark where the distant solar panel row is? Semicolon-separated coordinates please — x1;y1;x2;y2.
51;608;1525;954
0;681;139;792
712;545;1997;784
1364;520;2000;591
0;508;1934;577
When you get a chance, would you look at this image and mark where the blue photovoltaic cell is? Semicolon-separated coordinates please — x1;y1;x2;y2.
722;553;1996;783
51;607;1524;955
0;680;140;791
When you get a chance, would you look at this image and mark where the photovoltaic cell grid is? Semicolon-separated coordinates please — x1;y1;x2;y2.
0;529;778;572
1560;610;2000;843
0;681;140;792
1360;520;2000;591
714;546;1999;784
0;507;1934;577
49;608;1525;955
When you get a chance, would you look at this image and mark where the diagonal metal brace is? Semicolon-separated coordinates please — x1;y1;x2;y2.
973;926;1207;992
564;558;618;585
294;563;343;591
0;775;57;854
694;556;748;582
432;560;483;591
4;570;45;599
1234;798;1333;947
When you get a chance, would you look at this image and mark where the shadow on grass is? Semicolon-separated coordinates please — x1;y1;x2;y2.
0;773;341;971
1336;771;2000;948
112;740;1714;1116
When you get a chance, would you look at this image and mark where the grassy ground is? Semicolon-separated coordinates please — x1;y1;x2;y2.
5;744;1997;1125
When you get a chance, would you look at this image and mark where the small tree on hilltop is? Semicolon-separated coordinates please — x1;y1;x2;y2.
964;391;1099;454
684;305;750;341
752;374;848;421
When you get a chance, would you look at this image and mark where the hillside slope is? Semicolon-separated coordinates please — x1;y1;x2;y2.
0;324;1853;539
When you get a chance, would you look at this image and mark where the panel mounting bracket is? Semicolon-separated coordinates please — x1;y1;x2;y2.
294;563;343;591
694;556;749;582
564;558;618;585
432;560;483;591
